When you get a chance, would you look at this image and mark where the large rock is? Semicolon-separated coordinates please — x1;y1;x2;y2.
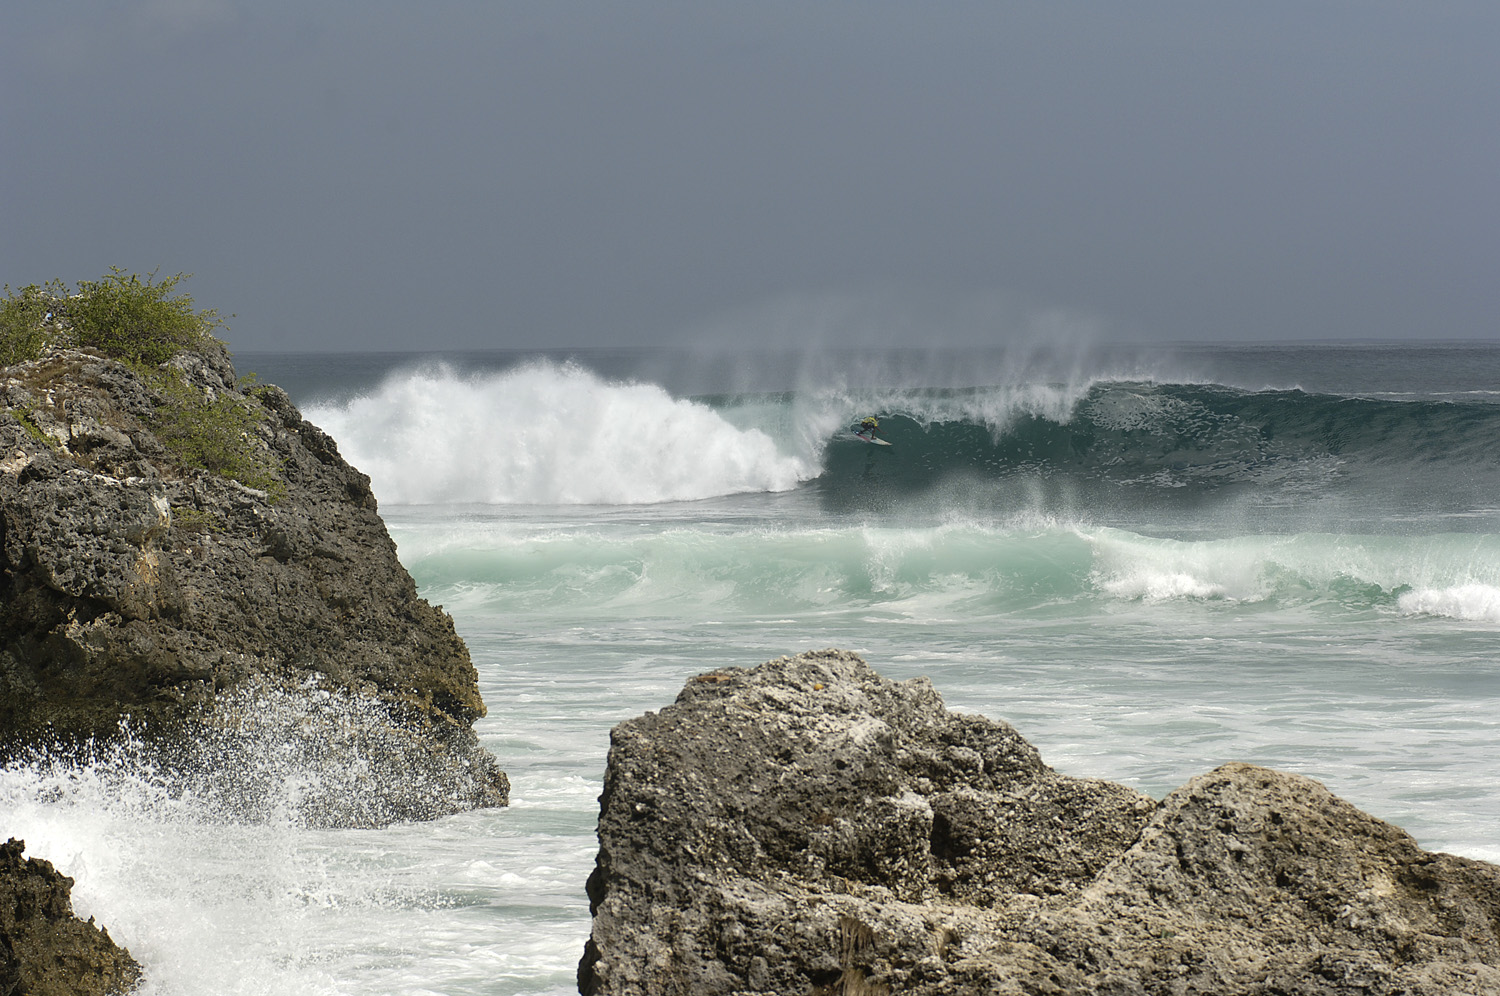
0;345;507;826
0;838;141;996
581;649;1500;995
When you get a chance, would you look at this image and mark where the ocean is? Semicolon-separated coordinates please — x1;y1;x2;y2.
5;342;1500;995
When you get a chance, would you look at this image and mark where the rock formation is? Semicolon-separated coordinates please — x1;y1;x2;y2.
0;838;141;996
582;649;1500;995
0;344;507;826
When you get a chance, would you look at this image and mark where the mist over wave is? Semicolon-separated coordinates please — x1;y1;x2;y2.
306;361;816;504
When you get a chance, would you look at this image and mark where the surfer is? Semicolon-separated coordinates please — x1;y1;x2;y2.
854;416;884;441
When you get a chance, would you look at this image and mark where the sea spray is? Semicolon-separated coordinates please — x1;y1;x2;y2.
3;677;500;832
2;756;514;996
0;678;533;996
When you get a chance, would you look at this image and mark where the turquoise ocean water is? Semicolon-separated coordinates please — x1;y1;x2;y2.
4;343;1500;994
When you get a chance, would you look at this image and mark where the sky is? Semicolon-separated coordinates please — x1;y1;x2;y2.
3;1;1497;351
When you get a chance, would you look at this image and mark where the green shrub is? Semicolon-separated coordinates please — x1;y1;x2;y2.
171;506;225;533
0;283;55;366
1;269;277;493
0;268;225;366
12;404;56;447
142;367;283;496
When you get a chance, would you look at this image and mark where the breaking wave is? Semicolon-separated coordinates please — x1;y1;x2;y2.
306;360;1500;514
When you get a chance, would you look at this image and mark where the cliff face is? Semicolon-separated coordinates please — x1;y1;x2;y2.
582;650;1500;996
0;838;141;996
0;344;507;826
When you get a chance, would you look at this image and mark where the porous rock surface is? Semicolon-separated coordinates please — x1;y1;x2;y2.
0;344;507;825
582;649;1500;995
0;838;140;996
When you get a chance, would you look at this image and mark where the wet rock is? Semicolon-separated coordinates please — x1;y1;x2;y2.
0;838;141;996
1;345;508;826
581;649;1500;995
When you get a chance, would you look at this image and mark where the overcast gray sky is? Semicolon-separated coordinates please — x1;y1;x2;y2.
3;2;1496;351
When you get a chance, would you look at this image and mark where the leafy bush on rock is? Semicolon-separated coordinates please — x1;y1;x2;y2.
142;368;284;495
0;267;224;366
2;269;279;492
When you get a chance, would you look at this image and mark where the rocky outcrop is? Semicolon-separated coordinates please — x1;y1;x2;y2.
0;344;507;826
0;838;140;996
582;650;1500;995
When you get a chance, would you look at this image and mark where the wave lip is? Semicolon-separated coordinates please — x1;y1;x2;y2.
307;361;815;505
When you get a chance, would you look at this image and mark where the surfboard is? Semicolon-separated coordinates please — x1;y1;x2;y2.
854;432;893;446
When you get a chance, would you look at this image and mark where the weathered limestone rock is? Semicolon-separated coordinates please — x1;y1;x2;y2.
582;649;1500;995
0;838;141;996
0;345;507;826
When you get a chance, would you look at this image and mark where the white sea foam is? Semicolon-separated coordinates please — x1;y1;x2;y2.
306;361;816;505
1098;568;1229;601
1397;583;1500;623
1083;530;1274;602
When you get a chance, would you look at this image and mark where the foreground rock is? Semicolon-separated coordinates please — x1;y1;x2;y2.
0;838;140;996
582;650;1500;995
0;345;507;826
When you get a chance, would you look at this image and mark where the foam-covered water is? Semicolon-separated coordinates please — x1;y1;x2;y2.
6;343;1500;995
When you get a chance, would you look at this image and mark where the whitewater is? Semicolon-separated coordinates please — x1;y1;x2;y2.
4;343;1500;995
